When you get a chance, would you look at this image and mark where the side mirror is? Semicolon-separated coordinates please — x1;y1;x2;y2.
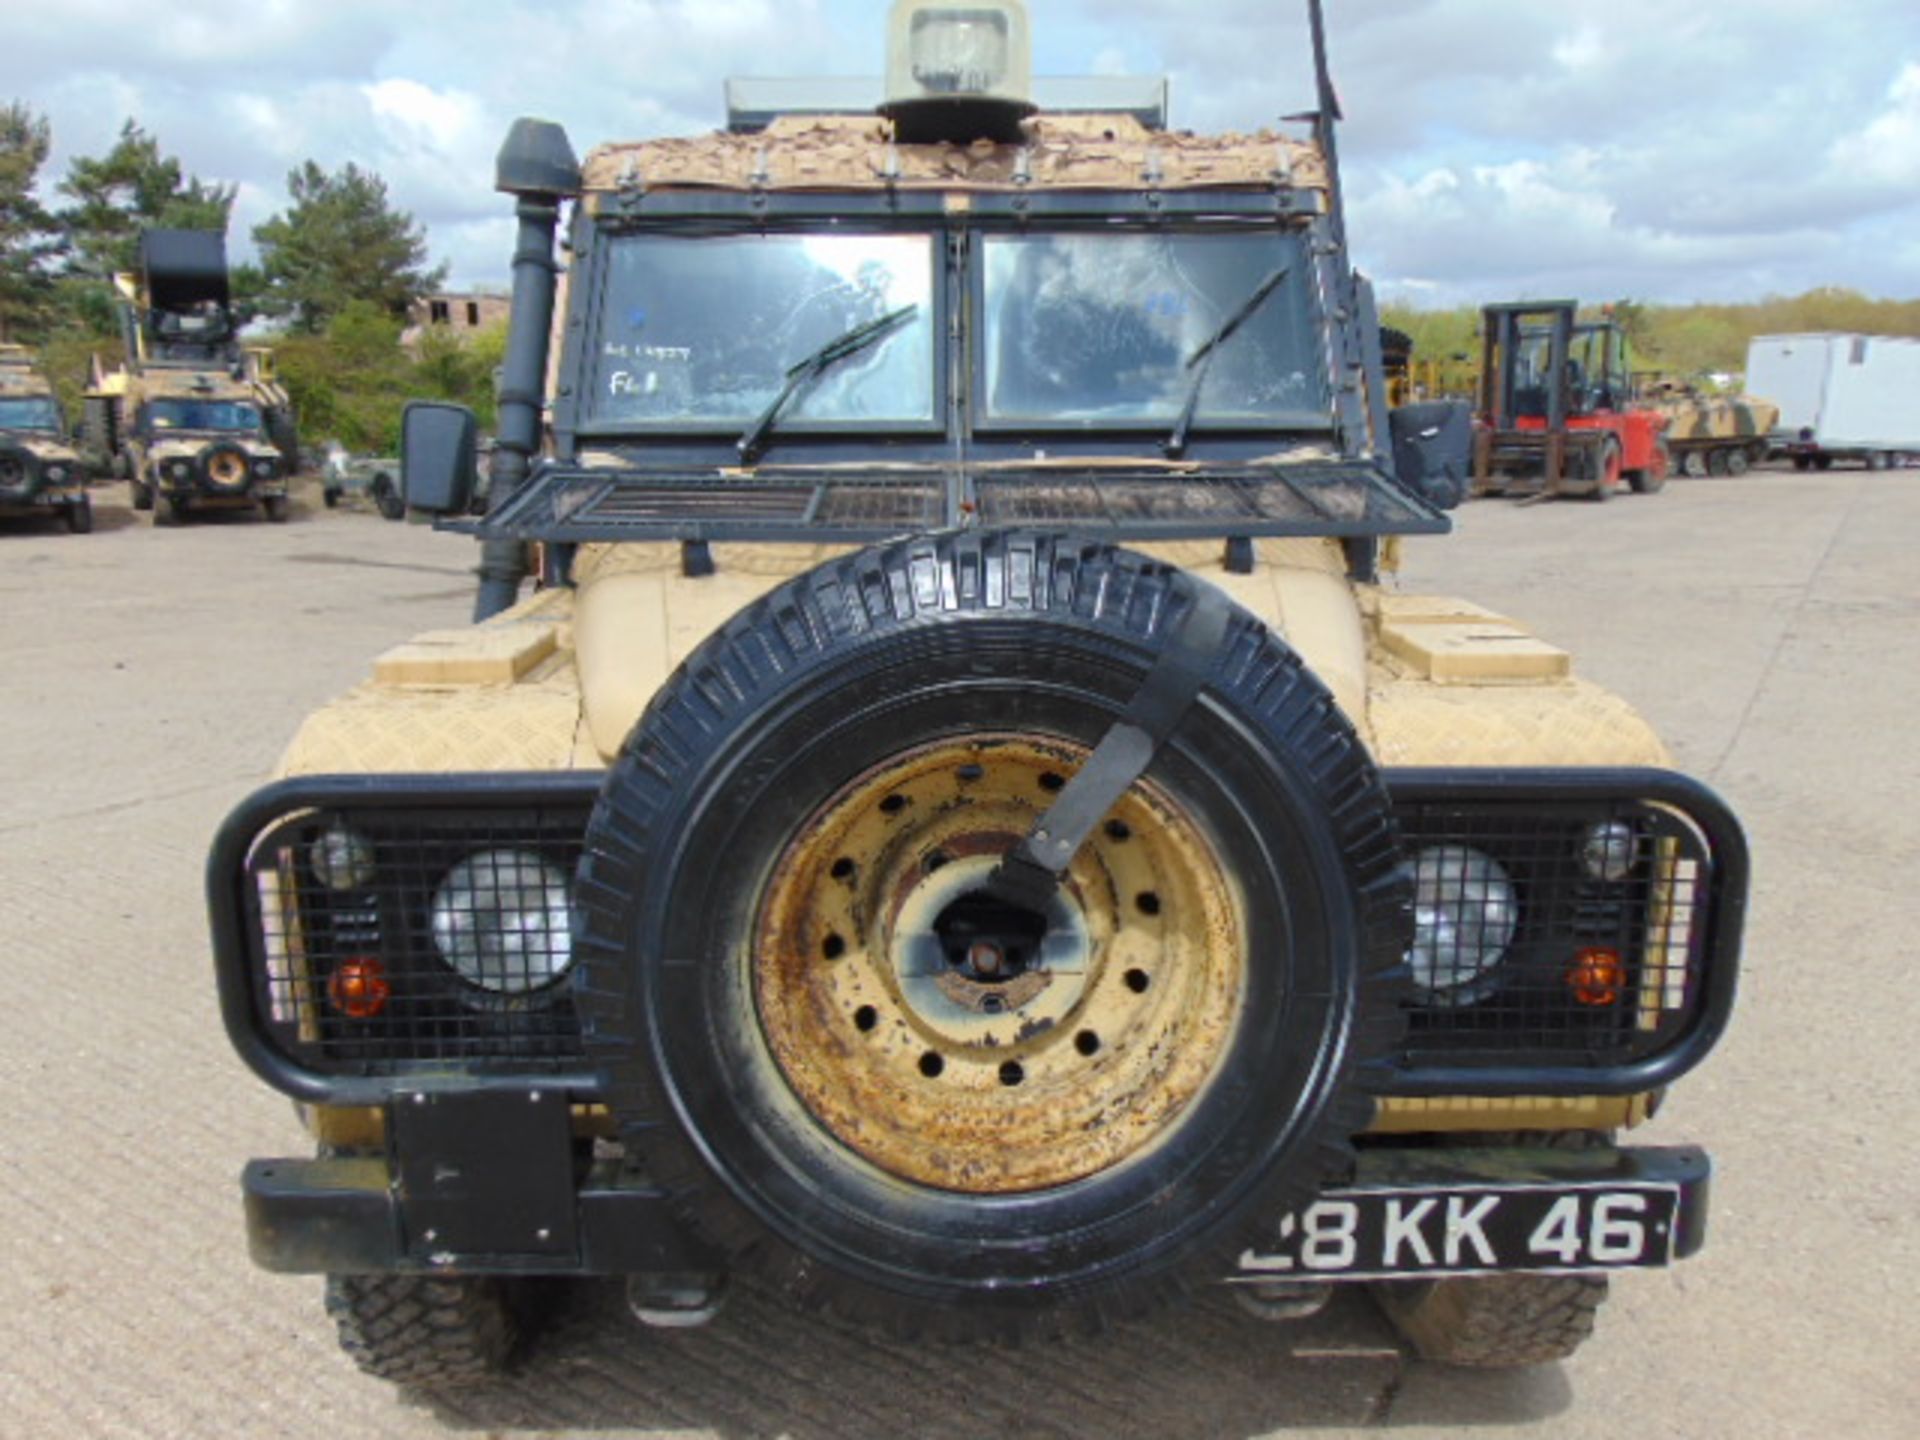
1388;400;1471;511
400;401;477;515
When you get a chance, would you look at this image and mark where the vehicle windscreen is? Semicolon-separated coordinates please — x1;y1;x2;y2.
0;397;60;432
981;231;1330;428
586;233;937;429
148;399;262;433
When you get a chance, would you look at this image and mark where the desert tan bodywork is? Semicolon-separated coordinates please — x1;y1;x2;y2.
281;536;1669;1136
0;345;87;518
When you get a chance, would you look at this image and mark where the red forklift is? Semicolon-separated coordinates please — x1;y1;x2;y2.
1471;301;1669;500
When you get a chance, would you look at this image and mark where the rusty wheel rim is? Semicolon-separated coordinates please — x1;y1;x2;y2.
753;734;1247;1194
206;450;248;488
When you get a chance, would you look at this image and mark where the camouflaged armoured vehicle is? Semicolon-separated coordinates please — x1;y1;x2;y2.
1638;381;1778;478
211;0;1746;1388
0;345;90;533
86;229;297;524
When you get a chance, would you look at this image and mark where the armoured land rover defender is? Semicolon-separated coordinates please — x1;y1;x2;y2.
0;345;90;533
211;1;1744;1387
86;229;297;524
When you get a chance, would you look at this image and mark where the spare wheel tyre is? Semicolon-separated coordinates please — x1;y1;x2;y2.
574;532;1409;1337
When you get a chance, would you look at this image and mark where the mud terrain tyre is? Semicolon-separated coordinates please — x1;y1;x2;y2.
324;1274;517;1387
575;532;1409;1338
1375;1273;1608;1368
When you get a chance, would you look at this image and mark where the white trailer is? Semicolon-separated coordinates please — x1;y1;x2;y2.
1745;333;1920;471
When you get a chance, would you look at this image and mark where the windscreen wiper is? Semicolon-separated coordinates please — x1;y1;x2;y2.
1163;265;1290;459
736;303;920;465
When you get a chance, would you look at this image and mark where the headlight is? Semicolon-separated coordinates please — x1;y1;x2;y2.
1579;820;1639;882
1409;845;1518;1004
430;849;574;994
252;458;277;478
308;826;376;891
44;464;68;483
171;461;192;480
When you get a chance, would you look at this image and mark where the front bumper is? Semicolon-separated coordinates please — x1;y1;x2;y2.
244;1092;1708;1283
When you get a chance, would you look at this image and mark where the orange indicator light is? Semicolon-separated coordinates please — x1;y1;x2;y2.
1567;948;1626;1007
328;957;391;1019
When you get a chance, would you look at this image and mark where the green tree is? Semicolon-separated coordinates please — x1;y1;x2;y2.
57;119;234;283
252;161;445;333
0;102;60;342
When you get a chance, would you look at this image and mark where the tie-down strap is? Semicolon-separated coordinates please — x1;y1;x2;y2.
982;581;1236;913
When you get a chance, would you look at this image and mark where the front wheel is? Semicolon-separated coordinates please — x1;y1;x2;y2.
324;1274;519;1388
372;475;405;521
131;480;153;512
1375;1273;1608;1368
1627;438;1669;494
65;496;93;534
263;493;290;523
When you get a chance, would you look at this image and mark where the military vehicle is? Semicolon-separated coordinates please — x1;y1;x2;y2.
1636;380;1777;478
0;345;91;533
210;0;1745;1387
85;229;297;523
1472;303;1670;500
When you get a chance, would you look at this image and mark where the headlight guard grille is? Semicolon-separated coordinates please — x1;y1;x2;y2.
211;769;1743;1105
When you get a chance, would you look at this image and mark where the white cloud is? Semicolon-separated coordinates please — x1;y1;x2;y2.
4;0;1918;300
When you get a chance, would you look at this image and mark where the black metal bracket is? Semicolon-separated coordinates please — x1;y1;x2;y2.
983;581;1234;911
391;1084;579;1262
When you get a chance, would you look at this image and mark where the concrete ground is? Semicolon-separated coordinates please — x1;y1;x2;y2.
0;466;1913;1437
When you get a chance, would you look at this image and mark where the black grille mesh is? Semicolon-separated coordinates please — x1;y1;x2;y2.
1392;797;1708;1070
232;782;1722;1087
246;804;592;1075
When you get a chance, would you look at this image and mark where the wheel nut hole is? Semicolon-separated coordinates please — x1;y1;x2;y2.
1135;891;1162;916
880;793;908;815
956;763;984;783
853;1005;878;1032
998;1060;1024;1087
1104;819;1132;842
924;850;949;873
822;932;847;960
1124;968;1151;994
830;857;856;881
919;1051;945;1079
1075;1030;1101;1056
1039;771;1066;792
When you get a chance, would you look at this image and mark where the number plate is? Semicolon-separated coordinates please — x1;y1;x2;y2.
1237;1181;1682;1283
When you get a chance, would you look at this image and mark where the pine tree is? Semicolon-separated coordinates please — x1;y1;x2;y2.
0;103;61;342
252;161;446;334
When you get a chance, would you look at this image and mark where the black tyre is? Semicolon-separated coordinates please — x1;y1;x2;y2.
322;486;341;509
1726;446;1751;477
263;493;290;523
1682;449;1709;478
1579;438;1619;500
1814;453;1834;471
1376;1273;1607;1367
372;475;405;521
1706;447;1731;477
575;532;1409;1338
324;1274;517;1387
1791;454;1812;472
131;479;153;512
65;496;93;534
161;495;189;525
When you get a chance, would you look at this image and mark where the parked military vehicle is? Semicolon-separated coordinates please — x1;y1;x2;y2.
1472;303;1670;500
1637;380;1777;478
0;345;90;533
320;446;406;520
85;229;297;523
210;0;1744;1388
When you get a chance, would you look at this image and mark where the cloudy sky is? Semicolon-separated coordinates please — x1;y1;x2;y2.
5;0;1917;307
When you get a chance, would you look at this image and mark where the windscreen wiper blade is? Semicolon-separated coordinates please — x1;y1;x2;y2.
736;303;920;465
1163;265;1290;459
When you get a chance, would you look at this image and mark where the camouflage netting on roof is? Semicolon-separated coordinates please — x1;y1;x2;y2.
582;114;1327;196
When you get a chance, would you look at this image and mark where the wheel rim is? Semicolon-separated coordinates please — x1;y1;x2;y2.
752;734;1247;1194
206;450;248;489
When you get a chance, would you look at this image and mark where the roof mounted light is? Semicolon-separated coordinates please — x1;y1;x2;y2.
880;0;1035;143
